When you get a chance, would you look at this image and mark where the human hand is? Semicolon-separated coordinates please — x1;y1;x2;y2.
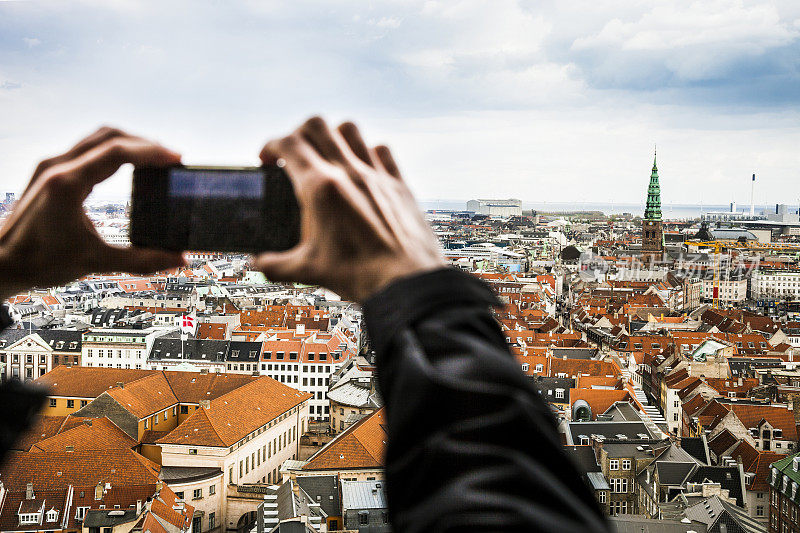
255;117;445;303
0;127;187;300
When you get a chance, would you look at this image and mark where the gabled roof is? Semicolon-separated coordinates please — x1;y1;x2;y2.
303;408;386;471
728;403;798;441
157;377;310;447
0;448;160;491
30;417;136;453
106;373;178;419
33;366;158;398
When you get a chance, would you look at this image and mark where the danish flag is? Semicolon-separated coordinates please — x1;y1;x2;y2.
180;314;196;334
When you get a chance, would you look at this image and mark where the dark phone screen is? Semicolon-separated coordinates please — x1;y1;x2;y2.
130;166;300;253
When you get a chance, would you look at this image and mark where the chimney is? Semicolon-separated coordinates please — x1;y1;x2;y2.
136;500;143;515
296;323;305;335
26;482;34;500
200;400;210;409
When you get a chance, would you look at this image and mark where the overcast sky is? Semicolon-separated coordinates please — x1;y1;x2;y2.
1;0;799;208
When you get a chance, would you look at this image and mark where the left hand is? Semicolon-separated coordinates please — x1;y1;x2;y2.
0;127;187;300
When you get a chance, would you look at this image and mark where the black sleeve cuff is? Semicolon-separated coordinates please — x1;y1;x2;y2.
0;304;15;332
362;268;501;355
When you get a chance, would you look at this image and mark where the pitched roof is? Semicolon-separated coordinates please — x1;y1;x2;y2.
303;408;386;471
728;403;798;441
30;417;136;453
33;366;158;398
163;372;259;404
11;415;67;451
0;449;160;491
157;377;310;447
106;373;178;419
570;389;633;420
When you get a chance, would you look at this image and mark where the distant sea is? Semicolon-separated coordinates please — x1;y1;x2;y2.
418;200;774;220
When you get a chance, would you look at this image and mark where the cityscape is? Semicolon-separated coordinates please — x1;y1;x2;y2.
2;1;800;533
0;152;798;533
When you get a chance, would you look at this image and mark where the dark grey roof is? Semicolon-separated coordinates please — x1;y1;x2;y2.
36;330;83;352
159;466;222;484
83;509;137;527
680;437;710;465
657;462;697;486
551;347;598;360
687;466;745;507
610;516;707;533
534;377;574;403
603;401;644;422
682;496;763;533
0;328;30;348
149;337;229;362
227;341;262;362
567;421;658;444
727;357;782;378
563;445;600;474
296;475;340;518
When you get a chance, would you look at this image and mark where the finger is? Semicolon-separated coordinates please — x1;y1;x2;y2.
98;246;187;275
25;126;130;196
298;116;348;164
259;134;332;196
253;245;310;284
372;145;402;180
337;122;374;167
64;137;181;195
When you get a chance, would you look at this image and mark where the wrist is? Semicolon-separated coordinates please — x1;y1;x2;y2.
352;257;447;303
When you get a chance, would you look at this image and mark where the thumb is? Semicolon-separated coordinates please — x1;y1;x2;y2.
99;246;187;275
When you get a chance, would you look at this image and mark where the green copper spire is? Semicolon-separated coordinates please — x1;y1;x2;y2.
644;148;662;220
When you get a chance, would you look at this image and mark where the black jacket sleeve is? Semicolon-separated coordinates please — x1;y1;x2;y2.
363;268;610;533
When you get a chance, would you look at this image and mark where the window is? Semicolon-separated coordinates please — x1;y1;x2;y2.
209;484;216;495
67;399;75;408
209;513;215;530
20;514;38;524
611;478;629;493
622;460;631;470
756;505;764;517
598;491;606;504
181;405;189;414
46;509;59;522
76;507;90;520
49;398;57;407
358;511;369;525
189;449;197;455
193;488;202;499
609;459;619;470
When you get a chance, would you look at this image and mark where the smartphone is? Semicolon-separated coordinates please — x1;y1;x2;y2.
130;165;301;253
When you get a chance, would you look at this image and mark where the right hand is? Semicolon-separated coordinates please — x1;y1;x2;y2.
254;117;445;303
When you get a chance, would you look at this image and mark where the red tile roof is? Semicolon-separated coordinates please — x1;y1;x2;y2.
303;408;386;471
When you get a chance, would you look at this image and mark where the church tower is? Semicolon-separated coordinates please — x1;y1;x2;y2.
641;150;664;264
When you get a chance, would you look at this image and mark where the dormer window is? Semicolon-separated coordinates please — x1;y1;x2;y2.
19;513;39;525
46;510;59;522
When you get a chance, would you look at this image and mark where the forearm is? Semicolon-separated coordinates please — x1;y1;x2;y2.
364;268;609;533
